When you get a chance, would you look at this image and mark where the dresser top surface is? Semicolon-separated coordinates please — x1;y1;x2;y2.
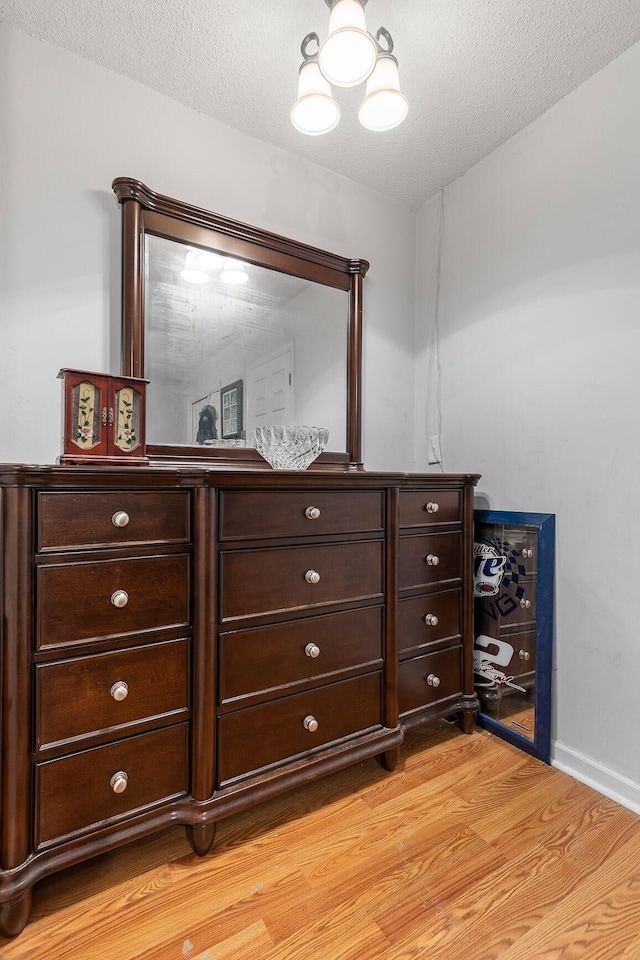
0;464;480;490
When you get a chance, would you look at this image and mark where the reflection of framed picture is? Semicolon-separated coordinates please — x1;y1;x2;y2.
221;380;244;439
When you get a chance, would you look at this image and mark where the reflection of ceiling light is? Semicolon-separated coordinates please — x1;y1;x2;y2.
180;248;225;283
194;250;225;270
220;258;249;285
292;1;408;135
181;267;209;283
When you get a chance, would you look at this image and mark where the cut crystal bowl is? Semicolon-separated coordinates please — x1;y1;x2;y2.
252;425;329;470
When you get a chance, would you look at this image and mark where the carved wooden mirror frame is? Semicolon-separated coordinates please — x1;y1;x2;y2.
113;178;369;469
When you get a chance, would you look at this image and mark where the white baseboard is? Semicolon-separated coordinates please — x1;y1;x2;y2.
552;741;640;816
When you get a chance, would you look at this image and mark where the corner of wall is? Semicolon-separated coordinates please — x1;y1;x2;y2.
553;742;640;816
413;190;445;472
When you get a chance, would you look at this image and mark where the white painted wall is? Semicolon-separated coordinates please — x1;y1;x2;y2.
417;41;640;810
7;18;639;810
0;24;416;469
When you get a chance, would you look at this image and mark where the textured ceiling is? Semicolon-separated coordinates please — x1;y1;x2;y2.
3;0;640;207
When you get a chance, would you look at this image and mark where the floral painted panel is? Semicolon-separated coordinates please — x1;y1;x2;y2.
72;382;102;450
114;386;141;452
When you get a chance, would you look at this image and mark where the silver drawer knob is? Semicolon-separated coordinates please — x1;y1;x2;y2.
110;590;129;608
110;681;129;702
303;715;319;732
110;771;128;794
425;554;440;566
305;506;321;520
519;650;531;661
305;570;321;584
522;548;533;558
424;502;440;514
305;643;321;659
520;598;531;609
424;614;439;626
426;674;441;688
111;511;130;528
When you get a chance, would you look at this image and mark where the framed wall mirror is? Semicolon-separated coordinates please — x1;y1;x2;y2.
473;510;555;763
113;178;369;468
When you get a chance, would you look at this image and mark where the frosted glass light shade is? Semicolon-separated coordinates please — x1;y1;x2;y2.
291;60;340;135
358;55;409;131
318;0;377;88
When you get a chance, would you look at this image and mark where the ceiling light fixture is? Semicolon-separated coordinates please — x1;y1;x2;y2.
319;0;377;88
357;28;409;131
291;33;341;136
291;0;408;135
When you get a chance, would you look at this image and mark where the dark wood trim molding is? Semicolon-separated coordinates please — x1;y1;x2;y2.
1;488;33;870
120;198;144;379
349;273;364;466
113;178;370;278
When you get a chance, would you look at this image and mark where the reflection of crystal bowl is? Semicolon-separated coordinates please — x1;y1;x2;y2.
252;425;329;470
202;439;246;448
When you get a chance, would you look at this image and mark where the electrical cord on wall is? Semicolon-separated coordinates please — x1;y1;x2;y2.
425;188;445;472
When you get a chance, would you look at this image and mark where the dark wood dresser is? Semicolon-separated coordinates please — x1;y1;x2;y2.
0;465;478;936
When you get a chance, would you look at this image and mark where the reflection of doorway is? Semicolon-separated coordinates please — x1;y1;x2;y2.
246;343;294;434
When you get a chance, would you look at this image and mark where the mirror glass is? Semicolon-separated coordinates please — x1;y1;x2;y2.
473;510;554;764
145;235;348;450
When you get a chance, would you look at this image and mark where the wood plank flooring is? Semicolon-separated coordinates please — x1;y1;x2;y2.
2;721;640;960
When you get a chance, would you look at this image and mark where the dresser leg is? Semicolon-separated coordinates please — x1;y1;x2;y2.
376;747;400;772
186;823;217;857
0;888;33;938
458;708;477;735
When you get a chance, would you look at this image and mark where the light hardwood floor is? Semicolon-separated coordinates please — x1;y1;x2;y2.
3;721;640;960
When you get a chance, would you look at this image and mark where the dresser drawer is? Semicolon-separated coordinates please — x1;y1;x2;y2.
398;531;462;591
219;540;383;622
398;646;463;716
219;490;384;541
37;554;190;650
219;606;383;706
218;672;382;784
36;724;188;845
399;490;461;528
36;639;189;751
38;491;190;552
398;589;461;656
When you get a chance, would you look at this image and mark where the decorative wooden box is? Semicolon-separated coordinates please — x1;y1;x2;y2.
58;369;148;464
